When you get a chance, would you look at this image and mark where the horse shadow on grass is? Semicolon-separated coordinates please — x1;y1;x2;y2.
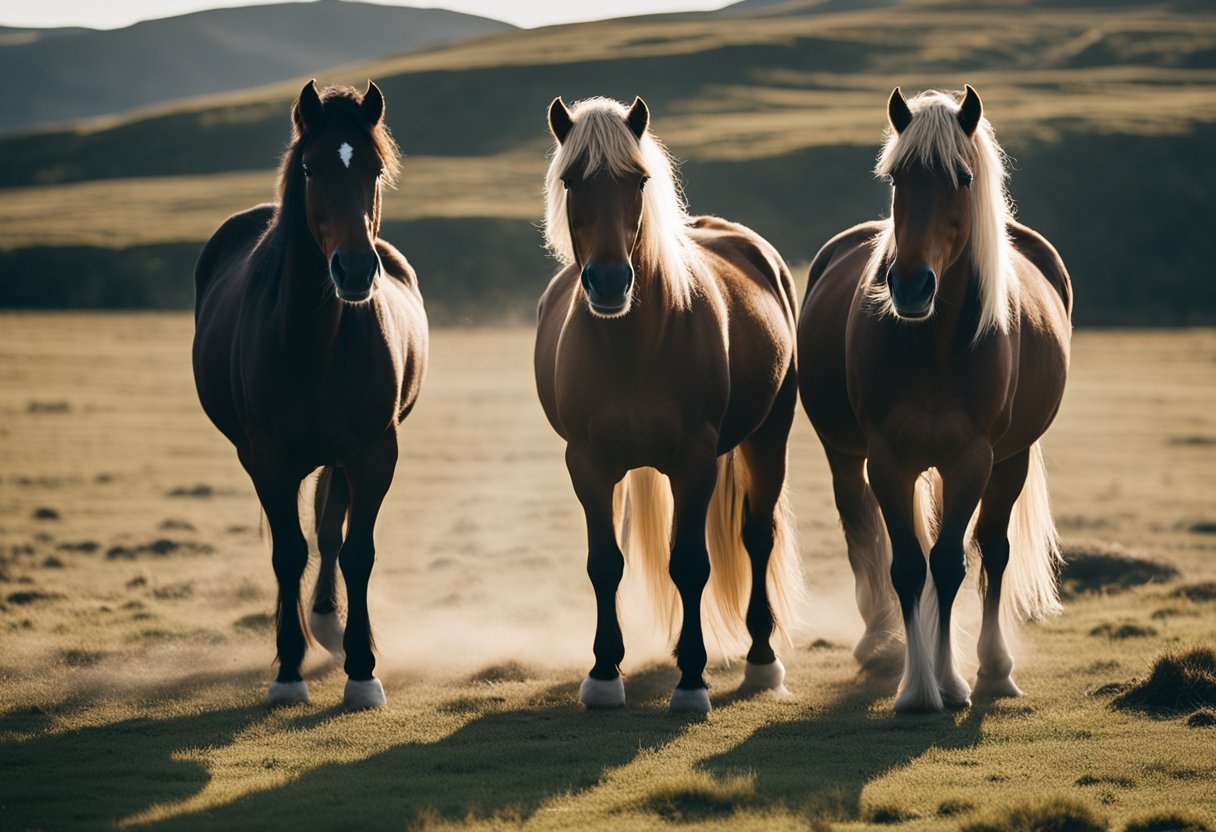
703;671;989;821
137;665;691;830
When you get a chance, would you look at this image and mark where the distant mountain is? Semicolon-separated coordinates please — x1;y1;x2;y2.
0;0;515;135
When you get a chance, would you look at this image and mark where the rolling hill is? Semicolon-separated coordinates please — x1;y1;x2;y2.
1;0;1213;324
0;0;514;135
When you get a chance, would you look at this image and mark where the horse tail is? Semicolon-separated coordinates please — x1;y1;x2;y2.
997;442;1062;621
616;467;680;636
705;450;803;653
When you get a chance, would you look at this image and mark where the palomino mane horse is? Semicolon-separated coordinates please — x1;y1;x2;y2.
798;86;1072;713
535;96;804;713
193;80;427;709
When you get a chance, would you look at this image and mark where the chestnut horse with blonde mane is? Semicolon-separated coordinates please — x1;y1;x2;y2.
535;96;804;713
798;86;1072;713
193;81;427;710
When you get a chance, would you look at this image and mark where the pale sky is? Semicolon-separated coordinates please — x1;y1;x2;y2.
0;0;735;30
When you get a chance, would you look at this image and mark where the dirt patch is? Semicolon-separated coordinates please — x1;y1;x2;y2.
1113;647;1216;716
106;539;213;559
467;661;533;684
1059;540;1179;598
1089;623;1157;640
1173;582;1216;602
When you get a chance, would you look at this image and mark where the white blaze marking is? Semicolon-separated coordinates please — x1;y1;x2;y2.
338;142;353;168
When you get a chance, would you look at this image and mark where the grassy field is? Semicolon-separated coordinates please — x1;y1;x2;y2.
1;315;1214;830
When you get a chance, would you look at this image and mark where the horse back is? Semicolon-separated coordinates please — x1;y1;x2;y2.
1008;221;1072;319
194;204;275;312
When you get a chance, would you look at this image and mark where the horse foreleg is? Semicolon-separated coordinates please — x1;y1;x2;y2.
249;451;310;707
929;440;993;710
567;444;627;708
973;448;1030;699
667;434;719;713
311;465;350;656
338;433;397;710
867;439;941;713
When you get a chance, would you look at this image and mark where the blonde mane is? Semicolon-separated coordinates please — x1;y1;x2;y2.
866;89;1017;338
543;97;699;310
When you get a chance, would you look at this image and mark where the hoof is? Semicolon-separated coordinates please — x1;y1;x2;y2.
579;675;626;709
343;677;386;710
738;658;788;696
938;673;972;710
855;636;904;677
894;684;944;714
974;673;1024;699
669;687;712;714
266;679;310;707
310;610;345;655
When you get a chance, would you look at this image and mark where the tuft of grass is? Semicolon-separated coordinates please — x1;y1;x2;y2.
1059;541;1179;598
1089;623;1158;640
1124;811;1213;832
1173;582;1216;602
640;772;755;822
31;507;61;520
939;798;976;817
1113;647;1216;716
233;612;274;632
1185;709;1216;729
961;797;1108;832
467;661;533;684
868;803;922;824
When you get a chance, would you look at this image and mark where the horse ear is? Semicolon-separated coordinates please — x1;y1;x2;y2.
627;96;649;139
362;80;385;126
888;87;912;134
958;84;982;136
293;79;323;134
549;97;574;144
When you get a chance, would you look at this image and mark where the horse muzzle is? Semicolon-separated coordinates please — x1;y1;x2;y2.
887;265;936;320
330;249;381;303
581;260;634;317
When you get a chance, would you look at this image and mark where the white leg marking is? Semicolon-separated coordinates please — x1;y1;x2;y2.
669;687;712;714
343;677;386;710
975;605;1023;698
266;679;310;707
579;675;626;709
738;657;789;697
894;607;944;714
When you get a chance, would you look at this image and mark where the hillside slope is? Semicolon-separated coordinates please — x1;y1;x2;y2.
0;0;514;135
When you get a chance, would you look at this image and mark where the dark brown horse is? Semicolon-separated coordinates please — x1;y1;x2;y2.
798;86;1071;713
193;81;427;709
535;96;804;713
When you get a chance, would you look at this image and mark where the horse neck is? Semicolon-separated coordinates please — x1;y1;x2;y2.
919;236;986;358
270;204;342;359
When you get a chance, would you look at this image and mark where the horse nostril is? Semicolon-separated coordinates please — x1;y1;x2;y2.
329;251;346;286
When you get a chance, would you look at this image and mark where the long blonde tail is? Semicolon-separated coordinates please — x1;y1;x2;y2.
615;452;804;659
997;442;1062;621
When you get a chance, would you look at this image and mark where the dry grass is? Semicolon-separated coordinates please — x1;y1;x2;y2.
0;319;1214;830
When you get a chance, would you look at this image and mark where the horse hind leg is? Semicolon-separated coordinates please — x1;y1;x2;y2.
733;374;801;696
823;447;902;673
311;465;349;656
973;449;1032;699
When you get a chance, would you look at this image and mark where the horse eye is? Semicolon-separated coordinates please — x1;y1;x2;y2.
958;170;974;188
302;163;312;178
639;176;649;192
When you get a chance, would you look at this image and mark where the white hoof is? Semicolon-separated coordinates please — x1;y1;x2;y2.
266;679;310;707
310;610;345;655
739;658;788;696
938;673;972;710
343;677;386;710
669;687;712;714
974;673;1024;699
894;683;944;714
579;675;626;709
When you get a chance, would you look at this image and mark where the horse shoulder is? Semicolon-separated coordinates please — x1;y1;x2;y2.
689;215;794;313
194;203;275;300
804;220;886;305
1008;221;1072;319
